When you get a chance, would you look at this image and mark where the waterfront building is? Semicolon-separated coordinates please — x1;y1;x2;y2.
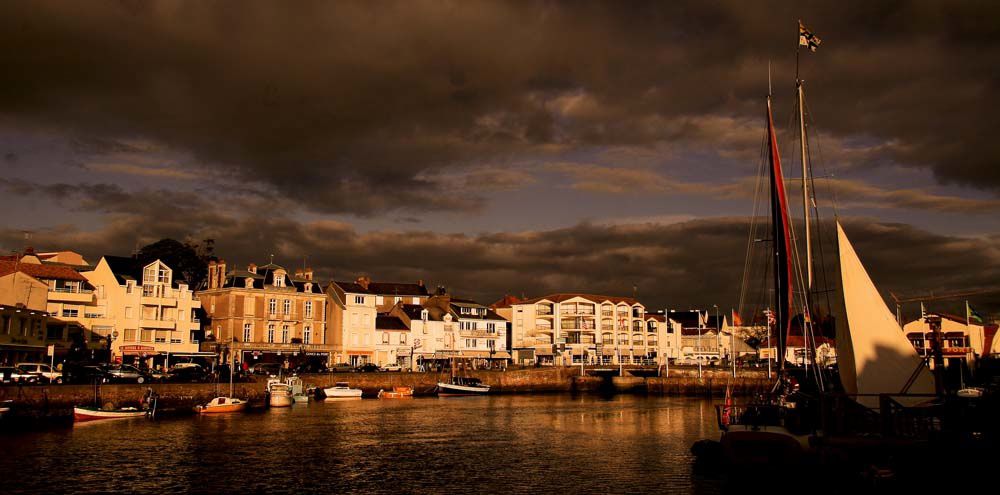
0;252;98;361
374;314;412;368
0;267;51;364
327;277;429;366
509;293;653;366
79;256;205;367
424;294;509;367
200;260;329;369
902;311;990;367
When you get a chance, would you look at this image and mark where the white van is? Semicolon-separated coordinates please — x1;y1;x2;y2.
16;363;63;383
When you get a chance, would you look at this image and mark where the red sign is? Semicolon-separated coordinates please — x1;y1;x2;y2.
120;345;155;352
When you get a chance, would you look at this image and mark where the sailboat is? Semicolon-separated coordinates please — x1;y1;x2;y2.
710;20;936;464
196;357;247;414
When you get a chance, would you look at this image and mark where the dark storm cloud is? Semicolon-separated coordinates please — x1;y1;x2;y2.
1;1;998;215
3;201;997;317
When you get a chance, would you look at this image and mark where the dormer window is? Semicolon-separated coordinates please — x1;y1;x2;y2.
274;273;285;287
143;261;171;285
304;283;312;293
245;278;254;289
421;309;429;321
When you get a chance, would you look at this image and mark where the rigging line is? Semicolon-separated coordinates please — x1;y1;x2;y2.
804;106;836;318
802;97;840;219
739;129;770;318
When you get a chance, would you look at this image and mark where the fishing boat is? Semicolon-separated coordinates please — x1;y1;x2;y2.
324;382;363;399
287;376;309;404
437;358;490;396
267;379;293;407
73;406;148;422
378;386;414;399
196;356;247;414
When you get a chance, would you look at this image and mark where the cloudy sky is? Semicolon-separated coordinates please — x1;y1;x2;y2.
2;1;998;318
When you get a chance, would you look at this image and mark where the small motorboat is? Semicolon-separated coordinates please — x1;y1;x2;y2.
957;387;984;398
268;380;293;407
195;396;248;414
436;377;490;396
378;386;414;399
73;405;148;422
324;382;363;399
0;399;12;419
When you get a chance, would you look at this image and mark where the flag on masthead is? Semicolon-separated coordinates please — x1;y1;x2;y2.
799;20;821;52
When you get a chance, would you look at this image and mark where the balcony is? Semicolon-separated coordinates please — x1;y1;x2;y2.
536;307;553;316
459;329;496;338
49;288;95;303
140;319;175;330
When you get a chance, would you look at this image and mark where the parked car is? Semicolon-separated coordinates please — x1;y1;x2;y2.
251;363;282;376
105;364;153;384
16;363;63;384
294;362;328;374
0;366;40;384
165;364;212;383
62;364;110;384
354;363;380;373
327;363;354;373
380;363;403;372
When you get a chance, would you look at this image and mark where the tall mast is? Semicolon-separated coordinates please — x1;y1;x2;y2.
798;80;812;289
767;94;794;375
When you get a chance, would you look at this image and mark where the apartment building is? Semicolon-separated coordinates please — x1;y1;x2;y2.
80;256;205;367
510;293;653;366
200;260;329;369
327;277;429;366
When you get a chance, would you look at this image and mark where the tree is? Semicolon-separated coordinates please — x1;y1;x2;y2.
137;239;208;289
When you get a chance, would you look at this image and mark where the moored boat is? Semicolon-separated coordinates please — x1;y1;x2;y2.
268;381;293;407
378;386;414;399
0;399;11;419
196;396;248;414
73;406;148;422
437;377;490;396
324;382;363;399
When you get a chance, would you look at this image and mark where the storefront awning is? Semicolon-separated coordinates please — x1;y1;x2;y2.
170;352;218;357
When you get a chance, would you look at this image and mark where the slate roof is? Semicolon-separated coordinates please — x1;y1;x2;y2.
669;310;702;329
376;315;410;331
217;267;323;294
332;280;429;296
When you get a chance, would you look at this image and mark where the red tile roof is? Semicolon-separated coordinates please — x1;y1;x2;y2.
0;260;88;282
516;293;640;306
489;294;523;309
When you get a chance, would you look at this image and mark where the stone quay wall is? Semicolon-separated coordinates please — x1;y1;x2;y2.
0;367;769;420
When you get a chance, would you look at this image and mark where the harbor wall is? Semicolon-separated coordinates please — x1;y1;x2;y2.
0;367;769;419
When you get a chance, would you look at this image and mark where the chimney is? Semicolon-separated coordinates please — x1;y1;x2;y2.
304;268;313;281
248;263;257;274
436;285;447;296
356;275;371;290
208;260;217;289
217;259;226;288
294;269;304;279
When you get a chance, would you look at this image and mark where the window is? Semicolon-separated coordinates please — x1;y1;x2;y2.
125;282;134;294
155;331;167;343
382;333;390;344
304;283;312;293
243;323;252;342
269;298;277;314
140;330;152;342
47;325;64;340
472;339;477;348
376;296;384;305
274;274;285;287
487;322;497;332
466;339;472;347
305;301;313;318
267;324;275;343
648;321;657;332
354;296;365;305
283;299;291;315
245;278;254;288
303;326;311;344
62;308;79;318
171;338;182;344
124;329;137;342
281;325;289;343
400;333;406;344
157;266;170;283
142;284;156;297
460;307;471;314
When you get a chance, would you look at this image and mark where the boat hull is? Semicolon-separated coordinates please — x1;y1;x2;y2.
269;394;293;407
73;406;147;422
324;388;363;398
378;387;414;399
436;382;490;396
196;401;247;414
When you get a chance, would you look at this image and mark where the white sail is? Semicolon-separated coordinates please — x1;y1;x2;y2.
836;221;934;398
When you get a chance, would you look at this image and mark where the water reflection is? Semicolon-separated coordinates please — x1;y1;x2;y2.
2;395;722;494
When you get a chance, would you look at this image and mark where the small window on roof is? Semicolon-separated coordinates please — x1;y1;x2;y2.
245;278;254;288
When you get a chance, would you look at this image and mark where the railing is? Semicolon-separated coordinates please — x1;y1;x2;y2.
53;287;93;294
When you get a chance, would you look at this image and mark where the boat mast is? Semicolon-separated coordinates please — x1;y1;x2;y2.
797;76;812;291
767;93;794;377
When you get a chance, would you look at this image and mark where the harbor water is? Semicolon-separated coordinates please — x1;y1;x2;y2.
0;395;723;494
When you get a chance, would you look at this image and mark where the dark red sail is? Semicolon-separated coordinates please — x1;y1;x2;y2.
766;97;794;372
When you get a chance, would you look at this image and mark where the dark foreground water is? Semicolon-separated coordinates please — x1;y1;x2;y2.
1;395;723;494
